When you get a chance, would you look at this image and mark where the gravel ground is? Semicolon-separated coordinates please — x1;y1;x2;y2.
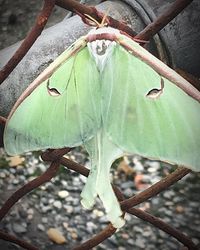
0;1;200;249
0;148;200;250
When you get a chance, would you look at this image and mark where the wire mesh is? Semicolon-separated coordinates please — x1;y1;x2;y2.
0;0;198;249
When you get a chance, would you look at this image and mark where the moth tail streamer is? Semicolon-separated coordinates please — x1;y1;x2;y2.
81;131;125;228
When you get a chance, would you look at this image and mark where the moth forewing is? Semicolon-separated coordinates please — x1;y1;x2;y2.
6;36;88;121
116;33;200;102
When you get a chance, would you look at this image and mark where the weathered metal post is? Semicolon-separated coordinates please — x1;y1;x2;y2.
124;0;200;77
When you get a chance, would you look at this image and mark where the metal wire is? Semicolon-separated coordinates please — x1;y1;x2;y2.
0;1;198;249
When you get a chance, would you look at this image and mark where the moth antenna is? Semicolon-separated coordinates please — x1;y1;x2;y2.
84;14;101;27
99;7;110;27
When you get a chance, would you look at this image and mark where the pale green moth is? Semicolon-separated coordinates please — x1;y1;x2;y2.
4;26;200;228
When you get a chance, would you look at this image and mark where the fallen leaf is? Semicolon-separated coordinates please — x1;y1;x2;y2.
47;228;67;244
8;156;25;167
134;174;150;190
71;231;78;240
117;160;135;177
175;205;185;213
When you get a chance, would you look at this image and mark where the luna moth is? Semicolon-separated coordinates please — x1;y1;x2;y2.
3;23;200;228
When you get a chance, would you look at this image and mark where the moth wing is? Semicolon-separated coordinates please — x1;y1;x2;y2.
102;44;200;171
4;47;101;155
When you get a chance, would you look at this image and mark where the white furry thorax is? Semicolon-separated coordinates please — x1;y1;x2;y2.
87;27;120;72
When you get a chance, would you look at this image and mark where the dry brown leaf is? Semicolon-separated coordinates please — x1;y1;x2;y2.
134;174;150;191
8;155;25;167
117;160;135;177
47;228;67;244
175;205;185;213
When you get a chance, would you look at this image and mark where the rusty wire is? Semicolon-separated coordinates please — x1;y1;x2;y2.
54;157;196;249
134;0;193;41
0;150;197;249
0;0;198;249
0;0;55;85
0;229;38;250
0;116;6;125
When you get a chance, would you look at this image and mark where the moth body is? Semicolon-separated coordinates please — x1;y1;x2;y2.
87;27;119;72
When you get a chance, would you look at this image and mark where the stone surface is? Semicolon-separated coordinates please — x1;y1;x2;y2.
53;201;62;210
58;190;69;199
12;222;27;234
37;224;45;231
